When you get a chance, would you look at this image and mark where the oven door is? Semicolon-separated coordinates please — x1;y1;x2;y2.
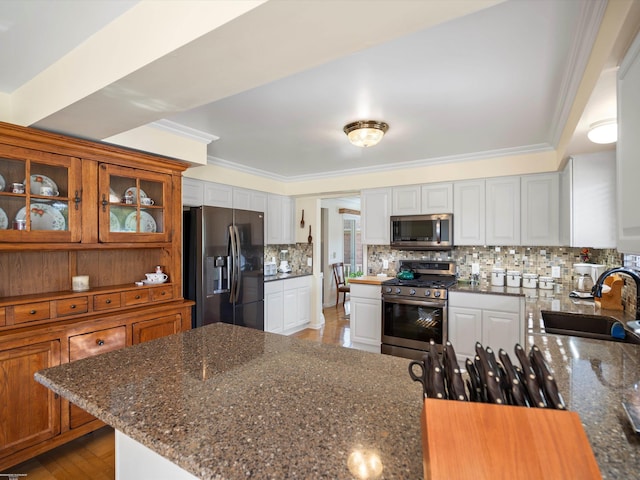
382;297;447;352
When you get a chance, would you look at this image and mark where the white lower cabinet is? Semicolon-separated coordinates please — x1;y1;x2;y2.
350;283;381;353
448;291;523;364
264;276;311;334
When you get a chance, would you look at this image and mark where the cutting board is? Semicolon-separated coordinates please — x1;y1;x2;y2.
421;399;602;479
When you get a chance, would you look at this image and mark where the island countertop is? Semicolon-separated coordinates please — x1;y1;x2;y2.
35;320;640;479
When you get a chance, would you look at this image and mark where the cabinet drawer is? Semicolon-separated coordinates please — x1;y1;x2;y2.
56;297;89;317
69;326;126;362
123;289;150;306
93;293;122;311
14;301;51;324
150;285;173;302
0;307;5;326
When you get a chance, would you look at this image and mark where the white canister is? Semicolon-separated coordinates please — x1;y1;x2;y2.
522;273;538;289
539;276;554;290
506;270;521;287
491;267;505;287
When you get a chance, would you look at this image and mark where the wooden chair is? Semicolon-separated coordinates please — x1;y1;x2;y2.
332;262;350;307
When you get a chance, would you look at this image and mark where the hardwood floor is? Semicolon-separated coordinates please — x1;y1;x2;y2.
1;303;351;479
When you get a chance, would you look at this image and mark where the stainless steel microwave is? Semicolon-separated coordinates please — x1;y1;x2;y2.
390;214;453;250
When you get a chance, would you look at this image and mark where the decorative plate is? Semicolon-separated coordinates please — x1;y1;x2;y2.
110;211;121;232
25;174;59;196
0;173;5;192
122;187;147;200
109;187;120;203
15;203;66;231
124;210;156;233
0;207;7;229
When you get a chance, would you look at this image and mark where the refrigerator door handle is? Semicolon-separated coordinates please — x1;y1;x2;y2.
233;225;242;301
228;225;237;303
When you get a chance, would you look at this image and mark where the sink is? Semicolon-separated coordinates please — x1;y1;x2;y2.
540;310;640;344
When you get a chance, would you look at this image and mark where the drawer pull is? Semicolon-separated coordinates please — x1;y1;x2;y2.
96;339;105;346
135;295;141;299
161;291;166;296
70;304;76;309
106;299;112;304
30;309;37;315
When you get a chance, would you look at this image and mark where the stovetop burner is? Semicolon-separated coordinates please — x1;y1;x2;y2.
384;275;457;289
382;259;457;301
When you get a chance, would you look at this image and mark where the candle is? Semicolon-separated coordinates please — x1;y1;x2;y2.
72;275;90;292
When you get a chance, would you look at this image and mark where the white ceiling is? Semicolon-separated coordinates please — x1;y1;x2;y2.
0;0;636;180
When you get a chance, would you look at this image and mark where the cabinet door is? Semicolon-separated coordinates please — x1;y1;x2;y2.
392;186;421;215
521;173;559;246
282;287;298;331
481;310;521;357
265;288;284;333
0;339;61;458
617;30;640;254
68;326;126;429
0;145;81;243
182;177;204;207
454;180;485;245
350;297;381;348
132;314;181;344
447;306;481;363
421;183;453;214
486;176;520;245
296;285;311;327
267;194;294;244
99;164;171;243
204;182;233;208
362;188;391;244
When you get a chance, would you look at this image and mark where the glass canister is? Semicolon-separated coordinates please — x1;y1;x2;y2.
491;267;505;286
522;273;538;289
506;270;521;287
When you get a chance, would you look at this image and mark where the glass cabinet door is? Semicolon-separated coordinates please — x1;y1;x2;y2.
99;164;171;243
0;145;81;243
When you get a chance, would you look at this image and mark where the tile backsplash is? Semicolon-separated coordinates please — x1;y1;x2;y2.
264;244;313;274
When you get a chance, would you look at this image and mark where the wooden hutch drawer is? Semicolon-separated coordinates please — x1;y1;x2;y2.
93;293;122;311
69;326;127;362
123;289;150;307
56;297;89;317
14;302;51;324
0;307;5;326
150;285;174;302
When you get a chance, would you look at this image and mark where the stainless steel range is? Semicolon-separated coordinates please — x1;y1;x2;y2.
381;259;456;360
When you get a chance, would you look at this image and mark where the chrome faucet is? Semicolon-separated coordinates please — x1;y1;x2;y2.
592;267;640;320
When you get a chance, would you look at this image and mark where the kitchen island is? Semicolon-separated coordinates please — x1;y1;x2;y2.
35;320;640;479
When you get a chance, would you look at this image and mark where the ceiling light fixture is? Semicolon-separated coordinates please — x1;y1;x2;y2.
343;120;389;148
587;119;617;144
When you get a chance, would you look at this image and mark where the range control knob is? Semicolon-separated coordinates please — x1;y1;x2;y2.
424;290;431;297
395;287;402;294
409;289;416;296
434;291;442;298
385;287;392;293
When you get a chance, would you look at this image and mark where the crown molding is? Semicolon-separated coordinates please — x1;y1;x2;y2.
150;119;219;144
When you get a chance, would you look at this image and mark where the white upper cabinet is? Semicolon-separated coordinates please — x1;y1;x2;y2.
454;180;485;245
362;188;391;244
486;176;520;245
267;194;294;244
560;153;616;249
392;186;421;215
617;30;640;254
233;187;267;213
182;177;204;207
421;183;453;214
521;173;559;246
204;182;233;208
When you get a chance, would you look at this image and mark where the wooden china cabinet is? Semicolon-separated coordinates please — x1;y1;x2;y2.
0;121;193;471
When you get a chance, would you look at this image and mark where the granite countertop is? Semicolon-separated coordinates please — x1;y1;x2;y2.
35;294;640;479
36;324;424;479
264;271;313;282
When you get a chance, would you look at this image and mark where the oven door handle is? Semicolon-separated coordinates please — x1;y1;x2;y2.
383;297;445;308
436;218;441;244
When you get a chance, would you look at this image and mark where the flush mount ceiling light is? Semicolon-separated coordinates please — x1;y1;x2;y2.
587;119;617;144
343;120;389;148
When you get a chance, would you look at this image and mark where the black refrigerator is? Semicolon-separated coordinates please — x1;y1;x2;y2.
183;206;264;330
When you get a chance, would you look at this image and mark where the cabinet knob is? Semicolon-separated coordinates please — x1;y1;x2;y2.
161;291;166;296
70;304;76;309
74;190;81;210
30;309;37;315
101;193;108;212
96;339;105;346
106;299;112;304
135;295;141;299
